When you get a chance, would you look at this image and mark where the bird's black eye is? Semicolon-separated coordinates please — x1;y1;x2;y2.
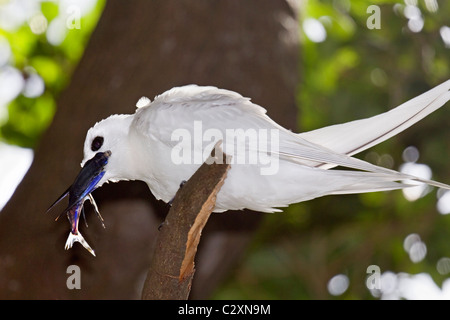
91;136;104;152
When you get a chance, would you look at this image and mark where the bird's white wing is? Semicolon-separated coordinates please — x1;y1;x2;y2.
132;84;450;190
131;85;267;149
299;80;450;168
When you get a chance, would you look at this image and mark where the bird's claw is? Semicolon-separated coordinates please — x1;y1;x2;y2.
167;180;187;207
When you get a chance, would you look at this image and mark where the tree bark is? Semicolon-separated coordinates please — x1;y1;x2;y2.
0;0;298;299
142;147;230;300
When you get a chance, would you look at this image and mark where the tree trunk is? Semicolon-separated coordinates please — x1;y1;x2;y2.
0;0;298;299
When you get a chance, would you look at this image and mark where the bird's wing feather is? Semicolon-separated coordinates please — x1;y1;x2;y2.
132;84;450;190
132;85;265;149
299;80;450;168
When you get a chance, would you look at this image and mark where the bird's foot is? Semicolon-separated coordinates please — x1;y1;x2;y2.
167;180;187;207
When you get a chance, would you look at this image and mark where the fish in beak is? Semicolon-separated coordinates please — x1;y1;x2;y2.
47;151;111;256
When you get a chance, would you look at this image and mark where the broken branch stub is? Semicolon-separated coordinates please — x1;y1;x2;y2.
141;146;231;300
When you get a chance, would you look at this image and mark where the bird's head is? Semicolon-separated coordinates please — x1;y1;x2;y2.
81;114;134;188
48;114;134;218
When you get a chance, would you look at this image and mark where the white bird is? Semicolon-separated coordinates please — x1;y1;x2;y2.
51;80;450;254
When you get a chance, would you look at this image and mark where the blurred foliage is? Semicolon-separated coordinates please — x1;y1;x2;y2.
214;0;450;299
0;0;105;148
1;0;449;300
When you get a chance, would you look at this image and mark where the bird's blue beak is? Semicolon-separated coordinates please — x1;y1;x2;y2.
47;150;111;256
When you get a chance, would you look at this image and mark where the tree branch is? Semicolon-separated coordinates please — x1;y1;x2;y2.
141;146;231;300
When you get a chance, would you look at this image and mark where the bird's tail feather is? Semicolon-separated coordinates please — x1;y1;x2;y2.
272;80;450;192
282;169;421;209
277;148;450;191
298;80;450;169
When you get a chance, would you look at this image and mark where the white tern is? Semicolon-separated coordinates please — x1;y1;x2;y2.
51;80;450;254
